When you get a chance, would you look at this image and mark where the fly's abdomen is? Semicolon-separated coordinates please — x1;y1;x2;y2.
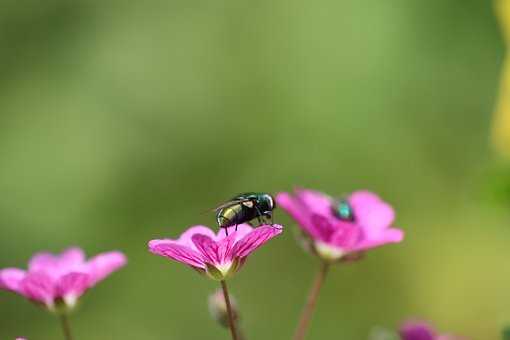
216;204;245;228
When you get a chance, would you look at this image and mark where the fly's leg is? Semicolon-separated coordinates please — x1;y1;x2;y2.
254;205;266;227
219;215;234;236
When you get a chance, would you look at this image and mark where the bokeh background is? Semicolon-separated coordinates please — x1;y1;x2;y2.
0;0;508;339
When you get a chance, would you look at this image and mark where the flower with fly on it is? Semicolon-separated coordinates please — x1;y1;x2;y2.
0;247;126;312
148;224;282;280
276;189;404;262
399;320;468;340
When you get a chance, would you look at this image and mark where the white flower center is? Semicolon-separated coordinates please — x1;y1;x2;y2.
315;242;345;261
215;262;233;276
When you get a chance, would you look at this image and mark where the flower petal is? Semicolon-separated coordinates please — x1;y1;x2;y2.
0;268;26;293
192;234;219;264
352;228;404;252
177;226;217;250
214;224;253;264
20;272;56;307
59;247;86;267
328;222;361;250
148;240;206;269
349;191;395;236
56;272;90;306
28;252;58;273
232;225;283;258
399;321;437;340
216;224;253;241
28;247;86;279
309;214;338;241
86;251;126;286
277;192;322;238
295;189;335;217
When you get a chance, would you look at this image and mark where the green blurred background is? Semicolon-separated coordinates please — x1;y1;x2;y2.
0;0;507;339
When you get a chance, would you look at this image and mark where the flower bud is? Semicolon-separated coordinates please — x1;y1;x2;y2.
208;289;239;328
368;326;399;340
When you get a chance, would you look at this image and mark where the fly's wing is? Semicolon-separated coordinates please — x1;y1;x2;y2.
211;198;253;213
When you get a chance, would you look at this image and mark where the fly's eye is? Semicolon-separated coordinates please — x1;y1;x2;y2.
268;195;275;209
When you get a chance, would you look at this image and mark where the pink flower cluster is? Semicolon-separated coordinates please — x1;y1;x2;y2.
0;247;126;311
0;187;471;339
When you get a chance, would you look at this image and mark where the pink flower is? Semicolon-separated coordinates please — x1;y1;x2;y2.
276;189;404;261
399;320;467;340
0;247;127;311
148;224;283;280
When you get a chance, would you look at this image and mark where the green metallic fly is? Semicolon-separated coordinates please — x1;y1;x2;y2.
334;198;355;221
215;192;276;235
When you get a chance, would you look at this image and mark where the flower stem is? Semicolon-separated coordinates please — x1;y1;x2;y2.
59;314;73;340
220;280;239;340
293;261;330;340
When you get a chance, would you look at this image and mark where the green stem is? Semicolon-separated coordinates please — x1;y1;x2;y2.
220;280;239;340
293;262;330;340
59;314;73;340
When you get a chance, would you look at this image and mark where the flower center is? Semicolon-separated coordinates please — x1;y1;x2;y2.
215;262;233;276
314;242;345;261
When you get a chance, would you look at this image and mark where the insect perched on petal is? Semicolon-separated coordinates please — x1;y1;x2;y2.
276;189;404;262
214;192;276;235
148;223;282;280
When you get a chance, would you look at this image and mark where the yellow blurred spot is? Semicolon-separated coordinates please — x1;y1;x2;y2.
493;0;510;158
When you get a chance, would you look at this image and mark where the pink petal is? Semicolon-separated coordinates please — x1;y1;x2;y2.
215;224;254;263
28;252;58;273
399;321;437;340
352;228;404;252
28;247;86;278
216;224;254;241
328;222;361;250
0;268;26;293
56;272;90;303
349;191;395;236
295;189;335;218
232;225;283;258
59;247;86;267
87;251;126;286
276;192;321;238
177;226;217;250
191;234;219;264
149;240;206;269
20;272;56;306
309;214;338;241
